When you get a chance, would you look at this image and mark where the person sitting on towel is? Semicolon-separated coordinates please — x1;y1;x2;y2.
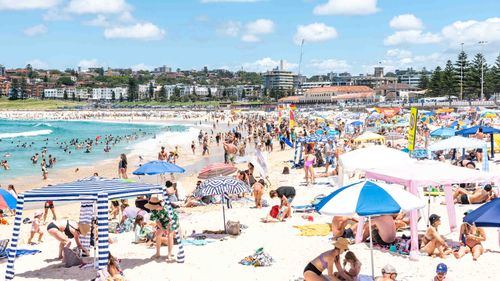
332;216;358;240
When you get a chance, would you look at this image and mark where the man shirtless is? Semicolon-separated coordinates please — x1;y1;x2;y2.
332;216;358;240
368;215;396;246
158;146;168;160
454;184;495;204
223;140;238;164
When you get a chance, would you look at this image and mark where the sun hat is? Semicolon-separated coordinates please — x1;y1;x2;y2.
382;264;397;274
436;263;448;273
33;211;43;218
429;214;441;225
78;223;91;236
332;237;349;251
145;196;163;210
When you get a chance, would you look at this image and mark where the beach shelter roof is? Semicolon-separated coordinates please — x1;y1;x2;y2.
455;125;500;136
339;146;413;173
463;198;500;227
428;136;487;151
430;127;457;138
353;131;385;143
4;177;184;280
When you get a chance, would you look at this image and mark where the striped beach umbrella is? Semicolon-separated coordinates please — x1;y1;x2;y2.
195;176;251;232
0;189;16;210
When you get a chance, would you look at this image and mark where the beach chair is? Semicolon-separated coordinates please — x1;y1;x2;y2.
0;239;10;259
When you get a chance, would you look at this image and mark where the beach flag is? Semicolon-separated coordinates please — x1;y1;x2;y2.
290;104;297;111
289;110;296;128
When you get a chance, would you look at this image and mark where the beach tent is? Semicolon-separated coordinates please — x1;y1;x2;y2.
338;146;413;186
353;132;385;143
455;125;500;158
427;136;489;171
293;134;336;166
363;160;499;260
4;177;185;280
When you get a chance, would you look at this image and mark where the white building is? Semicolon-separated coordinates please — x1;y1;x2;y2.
43;88;89;99
91;87;128;100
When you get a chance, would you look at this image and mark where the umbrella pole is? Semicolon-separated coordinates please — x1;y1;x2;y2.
427;194;431;227
222;194;227;233
369;216;374;280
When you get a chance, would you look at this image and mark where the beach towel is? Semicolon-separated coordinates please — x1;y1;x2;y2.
0;248;41;259
292;205;316;213
181;239;214;246
293;224;331;236
239;248;273;267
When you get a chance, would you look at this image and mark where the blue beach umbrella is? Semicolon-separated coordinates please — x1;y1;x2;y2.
316;180;425;279
133;160;185;175
0;189;17;210
430;127;457;138
463;198;500;227
351;121;363;126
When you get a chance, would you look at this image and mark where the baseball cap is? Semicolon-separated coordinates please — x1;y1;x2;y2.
429;214;441;225
436;263;448;273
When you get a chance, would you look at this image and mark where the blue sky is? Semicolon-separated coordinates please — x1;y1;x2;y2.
0;0;499;76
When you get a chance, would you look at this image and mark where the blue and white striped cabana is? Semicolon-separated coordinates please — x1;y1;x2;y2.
5;176;185;280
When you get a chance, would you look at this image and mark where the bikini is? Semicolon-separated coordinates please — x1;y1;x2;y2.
64;220;78;239
304;157;315;168
304;253;328;276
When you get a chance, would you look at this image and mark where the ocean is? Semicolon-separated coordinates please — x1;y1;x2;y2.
0;119;189;179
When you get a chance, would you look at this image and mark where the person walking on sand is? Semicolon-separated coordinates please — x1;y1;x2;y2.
304;148;316;185
28;211;44;245
41;158;48;180
146;197;179;262
118;154;128;179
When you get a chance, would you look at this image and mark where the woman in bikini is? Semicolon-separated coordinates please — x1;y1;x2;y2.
420;214;452;258
304;148;316;185
46;220;90;259
454;219;486;261
303;238;351;281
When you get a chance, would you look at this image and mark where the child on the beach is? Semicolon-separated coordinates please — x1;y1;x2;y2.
28;211;44;245
252;179;265;209
133;215;154;243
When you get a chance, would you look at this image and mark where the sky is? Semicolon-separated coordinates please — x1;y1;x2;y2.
0;0;499;76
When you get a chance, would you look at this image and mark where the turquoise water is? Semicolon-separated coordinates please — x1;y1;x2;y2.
0;120;187;179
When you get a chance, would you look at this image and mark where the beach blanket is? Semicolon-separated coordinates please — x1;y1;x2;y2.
190;233;228;240
0;249;41;259
182;239;214;246
292;205;316;213
293;224;331;236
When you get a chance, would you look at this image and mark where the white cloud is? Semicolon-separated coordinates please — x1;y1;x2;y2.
26;59;49;69
217;21;241;37
24;24;47;36
313;0;379;16
218;19;274;42
66;0;131;14
309;59;350;72
386;49;413;59
0;0;60;10
241;34;260;42
242;58;297;72
294;23;337;44
201;0;261;3
83;15;109;27
104;22;165;40
131;63;152;71
389;14;424;30
78;59;101;70
384;30;441;46
245;19;274;34
441;17;500;46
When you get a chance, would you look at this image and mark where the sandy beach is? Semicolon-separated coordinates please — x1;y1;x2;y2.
1;111;499;281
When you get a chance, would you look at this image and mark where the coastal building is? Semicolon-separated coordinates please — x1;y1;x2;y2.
395;68;432;88
0;64;5;77
44;87;90;99
303;85;375;103
263;60;296;91
91;87;128;100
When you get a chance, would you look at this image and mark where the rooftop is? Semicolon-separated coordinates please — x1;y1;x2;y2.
305;85;374;94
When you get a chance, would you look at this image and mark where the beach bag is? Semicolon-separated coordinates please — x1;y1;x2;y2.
63;246;82;268
226;221;240;235
269;205;280;219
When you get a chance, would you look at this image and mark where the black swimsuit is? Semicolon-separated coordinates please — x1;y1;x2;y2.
64;221;77;239
46;222;58;231
304;262;322;276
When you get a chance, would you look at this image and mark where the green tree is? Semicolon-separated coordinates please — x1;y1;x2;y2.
454;51;470;100
148;82;154;100
41;90;45;100
127;78;138;101
418;73;430;89
9;79;19;100
58;76;75;86
19;78;27;99
241;89;246;99
63;89;68;100
159;85;167;101
170;86;181;101
486;53;500;95
466;53;488;99
43;75;49;83
111;90;116;101
442;60;456;98
207;87;212;98
429;66;443;97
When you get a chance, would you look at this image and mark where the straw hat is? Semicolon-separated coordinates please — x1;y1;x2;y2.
78;223;91;236
145;196;163;211
332;237;349;251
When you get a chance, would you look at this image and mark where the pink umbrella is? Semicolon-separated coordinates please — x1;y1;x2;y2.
440;114;452;119
198;163;238;179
